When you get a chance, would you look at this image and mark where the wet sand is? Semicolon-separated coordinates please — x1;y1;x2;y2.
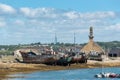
0;60;120;79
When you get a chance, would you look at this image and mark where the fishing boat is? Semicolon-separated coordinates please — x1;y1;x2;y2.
95;72;120;78
94;56;120;78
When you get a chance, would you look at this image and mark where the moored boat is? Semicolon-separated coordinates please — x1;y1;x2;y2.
95;72;120;78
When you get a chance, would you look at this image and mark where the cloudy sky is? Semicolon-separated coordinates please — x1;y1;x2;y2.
0;0;120;45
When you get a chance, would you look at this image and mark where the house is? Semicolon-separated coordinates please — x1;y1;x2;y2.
108;47;120;57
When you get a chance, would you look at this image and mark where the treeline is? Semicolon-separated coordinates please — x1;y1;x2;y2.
30;42;75;46
49;41;120;49
28;41;120;50
0;41;120;55
96;41;120;49
0;45;20;55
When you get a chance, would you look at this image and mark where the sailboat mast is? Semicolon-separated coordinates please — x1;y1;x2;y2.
54;33;57;44
74;32;76;46
74;32;76;52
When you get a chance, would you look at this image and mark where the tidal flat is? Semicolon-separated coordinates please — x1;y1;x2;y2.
0;59;120;79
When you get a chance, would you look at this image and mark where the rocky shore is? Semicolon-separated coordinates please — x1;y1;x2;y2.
0;59;120;79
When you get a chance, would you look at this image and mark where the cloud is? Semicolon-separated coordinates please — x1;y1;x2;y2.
14;20;25;26
0;18;6;27
0;3;120;44
105;23;120;31
19;7;117;20
63;11;79;19
0;21;6;27
79;11;116;19
0;3;16;14
20;7;58;18
18;7;119;33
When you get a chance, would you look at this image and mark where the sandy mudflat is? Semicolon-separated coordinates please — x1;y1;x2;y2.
0;59;120;79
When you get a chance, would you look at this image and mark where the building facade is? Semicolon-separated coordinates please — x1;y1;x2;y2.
108;47;120;57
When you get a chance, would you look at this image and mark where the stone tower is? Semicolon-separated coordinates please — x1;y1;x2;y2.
80;27;104;55
89;26;94;40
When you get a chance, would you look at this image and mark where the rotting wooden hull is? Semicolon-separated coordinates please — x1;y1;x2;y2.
70;57;87;64
20;51;57;64
19;51;87;66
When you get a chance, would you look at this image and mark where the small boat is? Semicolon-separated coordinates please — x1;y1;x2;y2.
94;56;120;78
95;72;120;78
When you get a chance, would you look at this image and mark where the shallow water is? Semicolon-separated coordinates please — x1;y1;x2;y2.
8;67;120;80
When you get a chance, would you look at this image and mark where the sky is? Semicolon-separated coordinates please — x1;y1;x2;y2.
0;0;120;45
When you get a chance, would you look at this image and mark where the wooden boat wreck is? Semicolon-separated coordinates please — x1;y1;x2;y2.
71;53;87;64
19;51;87;66
19;51;57;65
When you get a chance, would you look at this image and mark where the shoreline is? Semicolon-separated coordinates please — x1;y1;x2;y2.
0;60;120;79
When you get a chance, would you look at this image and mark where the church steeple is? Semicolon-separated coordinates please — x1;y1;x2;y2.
89;26;94;40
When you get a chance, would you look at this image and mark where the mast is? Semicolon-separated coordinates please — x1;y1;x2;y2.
54;33;57;44
74;32;76;52
74;32;76;46
53;33;58;52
